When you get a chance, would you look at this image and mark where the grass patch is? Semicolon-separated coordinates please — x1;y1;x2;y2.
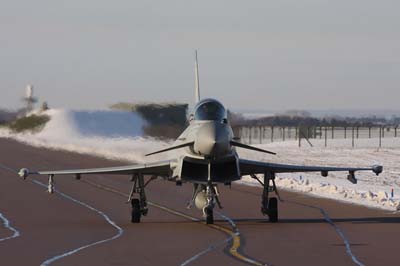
8;114;50;133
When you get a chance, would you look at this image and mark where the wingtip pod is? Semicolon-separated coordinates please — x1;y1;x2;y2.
372;165;383;176
18;168;29;179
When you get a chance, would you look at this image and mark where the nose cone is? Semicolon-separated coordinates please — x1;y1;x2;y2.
193;122;231;158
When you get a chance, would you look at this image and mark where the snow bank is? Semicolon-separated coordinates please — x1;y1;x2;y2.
0;109;168;163
41;109;146;138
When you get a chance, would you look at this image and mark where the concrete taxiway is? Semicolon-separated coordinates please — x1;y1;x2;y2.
0;138;399;265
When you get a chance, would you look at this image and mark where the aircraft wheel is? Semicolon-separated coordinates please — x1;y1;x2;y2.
131;199;141;223
268;197;278;223
205;207;214;225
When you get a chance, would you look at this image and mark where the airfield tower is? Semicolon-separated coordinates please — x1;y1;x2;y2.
22;84;38;113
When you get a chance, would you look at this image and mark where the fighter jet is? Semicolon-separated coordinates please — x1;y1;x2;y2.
19;51;383;224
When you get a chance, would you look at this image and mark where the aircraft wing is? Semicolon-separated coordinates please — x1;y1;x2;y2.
19;160;172;178
239;159;383;177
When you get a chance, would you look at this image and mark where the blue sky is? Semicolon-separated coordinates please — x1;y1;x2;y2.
1;0;399;111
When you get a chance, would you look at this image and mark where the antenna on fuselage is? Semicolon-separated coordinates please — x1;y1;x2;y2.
194;50;200;103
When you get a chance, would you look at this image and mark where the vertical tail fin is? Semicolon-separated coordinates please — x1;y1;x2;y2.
194;50;200;103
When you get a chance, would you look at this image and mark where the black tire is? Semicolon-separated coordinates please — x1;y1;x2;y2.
268;197;278;223
131;199;141;223
205;208;214;225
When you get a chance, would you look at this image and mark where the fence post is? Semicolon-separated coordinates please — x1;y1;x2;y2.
259;126;262;144
369;127;371;138
319;126;322;139
344;127;347;139
379;126;382;148
331;126;334;139
249;127;252;144
298;128;301;147
282;127;285;141
395;126;398;137
271;126;274;143
325;127;327;147
356;127;359;138
352;127;355;148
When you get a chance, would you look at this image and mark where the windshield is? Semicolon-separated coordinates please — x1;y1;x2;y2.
194;99;226;121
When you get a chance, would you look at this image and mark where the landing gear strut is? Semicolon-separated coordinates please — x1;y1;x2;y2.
204;183;215;224
252;172;280;223
128;173;154;223
204;206;214;224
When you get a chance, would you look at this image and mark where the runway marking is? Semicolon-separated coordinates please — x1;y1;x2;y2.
0;162;265;265
318;208;365;266
0;164;22;242
180;223;233;266
81;178;267;266
286;200;365;266
0;162;361;266
212;212;267;266
231;186;366;266
180;211;268;266
0;212;20;242
0;163;20;175
31;180;124;266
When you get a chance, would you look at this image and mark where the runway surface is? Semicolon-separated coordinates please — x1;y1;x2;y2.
0;138;399;266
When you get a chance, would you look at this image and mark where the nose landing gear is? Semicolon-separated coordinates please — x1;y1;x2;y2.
187;183;222;225
203;183;218;224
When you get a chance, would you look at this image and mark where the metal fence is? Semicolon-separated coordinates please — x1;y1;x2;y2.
234;126;399;148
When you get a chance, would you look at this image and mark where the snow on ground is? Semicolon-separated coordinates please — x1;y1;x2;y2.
238;139;400;211
0;109;170;163
0;109;399;211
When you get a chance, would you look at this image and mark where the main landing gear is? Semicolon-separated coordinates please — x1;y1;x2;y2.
251;172;280;223
128;174;156;223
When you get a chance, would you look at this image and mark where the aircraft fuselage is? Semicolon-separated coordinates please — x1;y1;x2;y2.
171;98;240;184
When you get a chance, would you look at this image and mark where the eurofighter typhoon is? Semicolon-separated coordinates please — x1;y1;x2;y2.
19;52;382;224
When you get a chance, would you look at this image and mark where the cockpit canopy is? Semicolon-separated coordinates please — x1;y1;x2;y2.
194;99;227;121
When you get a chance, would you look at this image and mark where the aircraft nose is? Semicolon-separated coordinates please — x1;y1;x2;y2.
194;122;230;157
